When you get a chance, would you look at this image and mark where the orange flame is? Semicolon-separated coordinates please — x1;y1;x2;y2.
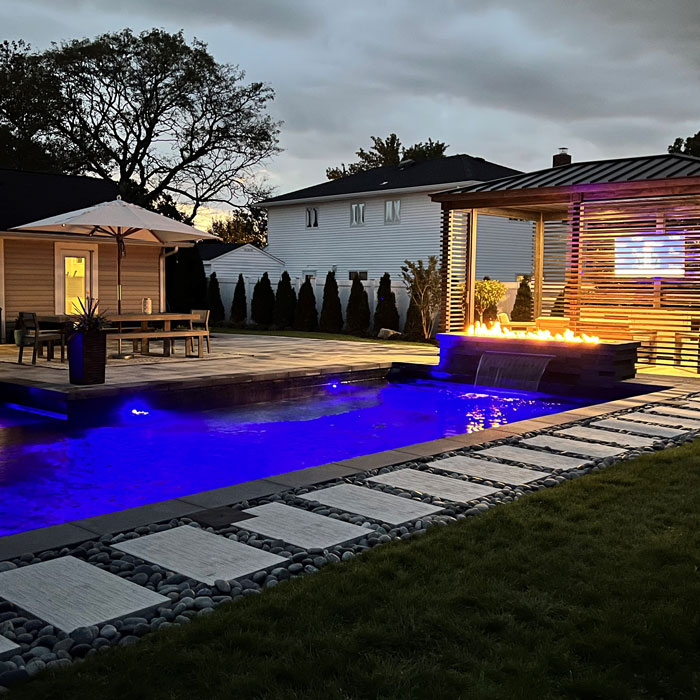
465;321;600;344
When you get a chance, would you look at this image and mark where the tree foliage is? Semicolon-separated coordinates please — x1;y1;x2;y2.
294;279;318;332
346;276;371;336
0;30;280;221
319;271;343;333
273;271;296;329
165;246;207;313
208;207;267;248
206;272;226;326
230;273;247;325
373;272;400;333
669;131;700;157
473;279;506;324
251;272;275;326
327;133;448;180
401;257;441;340
511;275;534;322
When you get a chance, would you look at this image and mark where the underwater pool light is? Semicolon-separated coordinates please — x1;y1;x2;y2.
131;409;150;416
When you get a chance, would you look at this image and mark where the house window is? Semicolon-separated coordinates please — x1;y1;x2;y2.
305;207;318;228
349;270;368;281
350;203;365;226
384;199;400;224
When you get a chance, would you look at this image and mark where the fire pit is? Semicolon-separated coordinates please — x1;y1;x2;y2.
437;324;639;390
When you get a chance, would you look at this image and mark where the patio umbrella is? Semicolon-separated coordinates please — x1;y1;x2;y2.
11;198;219;313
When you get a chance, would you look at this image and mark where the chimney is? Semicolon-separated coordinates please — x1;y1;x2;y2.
553;147;572;167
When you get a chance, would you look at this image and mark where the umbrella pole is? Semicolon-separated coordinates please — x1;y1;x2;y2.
117;235;122;315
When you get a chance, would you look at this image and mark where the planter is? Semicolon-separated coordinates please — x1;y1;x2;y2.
13;329;25;347
68;331;107;385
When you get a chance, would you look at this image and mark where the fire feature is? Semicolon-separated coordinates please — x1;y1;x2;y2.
466;321;600;344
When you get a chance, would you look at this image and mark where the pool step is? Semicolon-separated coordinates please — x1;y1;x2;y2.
472;445;589;471
0;556;168;633
241;502;373;549
554;426;656;448
367;468;500;503
426;455;546;485
112;525;287;585
590;418;686;438
521;435;626;459
298;483;443;525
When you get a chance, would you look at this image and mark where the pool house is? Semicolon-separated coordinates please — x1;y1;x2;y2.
433;152;700;373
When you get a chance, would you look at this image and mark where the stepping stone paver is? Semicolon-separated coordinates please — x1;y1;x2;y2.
623;411;700;430
112;525;287;585
368;468;500;502
0;635;19;660
556;426;656;448
297;483;443;525
647;405;700;420
427;455;546;484
591;418;685;438
522;435;626;458
473;445;589;470
0;556;168;632
241;502;373;549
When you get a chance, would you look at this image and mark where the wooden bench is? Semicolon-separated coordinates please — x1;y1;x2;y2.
107;330;207;358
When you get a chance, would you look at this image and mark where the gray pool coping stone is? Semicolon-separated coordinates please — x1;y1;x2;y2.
0;375;697;564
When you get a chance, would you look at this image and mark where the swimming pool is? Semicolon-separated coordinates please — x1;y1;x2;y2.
0;379;593;537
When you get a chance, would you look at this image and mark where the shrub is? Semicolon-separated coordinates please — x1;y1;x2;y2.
403;296;423;339
206;272;226;325
230;273;247;325
346;275;370;336
251;272;275;326
511;275;534;322
294;278;318;331
165;246;207;312
473;278;506;324
373;272;400;333
273;271;296;328
319;271;343;333
401;257;441;339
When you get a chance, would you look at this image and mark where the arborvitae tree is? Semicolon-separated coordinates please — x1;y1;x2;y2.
346;275;370;336
165;246;207;312
373;272;400;333
230;273;247;325
206;272;226;325
251;272;275;326
294;278;318;331
510;275;534;321
319;271;343;333
273;271;296;328
403;296;423;339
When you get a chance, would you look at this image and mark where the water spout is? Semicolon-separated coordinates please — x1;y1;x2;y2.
474;351;554;392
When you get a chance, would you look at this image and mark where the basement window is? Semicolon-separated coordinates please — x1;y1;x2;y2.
349;270;368;281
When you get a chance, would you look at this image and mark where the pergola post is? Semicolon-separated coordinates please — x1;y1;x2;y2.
533;212;544;318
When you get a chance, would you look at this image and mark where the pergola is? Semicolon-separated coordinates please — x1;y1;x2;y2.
432;153;700;371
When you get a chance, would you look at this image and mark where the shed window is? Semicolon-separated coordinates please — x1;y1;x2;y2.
384;199;400;224
305;207;318;228
349;270;368;281
350;203;365;226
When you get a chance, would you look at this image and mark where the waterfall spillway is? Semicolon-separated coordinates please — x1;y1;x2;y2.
474;351;554;392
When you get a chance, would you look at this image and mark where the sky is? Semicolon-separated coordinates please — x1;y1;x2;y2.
2;0;700;213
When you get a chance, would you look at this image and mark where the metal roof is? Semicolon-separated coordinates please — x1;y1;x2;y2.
438;153;700;195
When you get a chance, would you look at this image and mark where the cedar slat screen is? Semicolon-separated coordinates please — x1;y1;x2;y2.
442;208;471;332
543;194;700;370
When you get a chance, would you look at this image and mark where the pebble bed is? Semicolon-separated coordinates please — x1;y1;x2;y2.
0;396;697;692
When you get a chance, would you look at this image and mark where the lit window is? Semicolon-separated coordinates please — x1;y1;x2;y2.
350;203;365;226
384;199;400;224
305;207;318;228
349;270;368;281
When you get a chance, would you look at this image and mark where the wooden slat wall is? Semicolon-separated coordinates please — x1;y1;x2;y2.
542;194;700;369
98;244;161;313
441;207;471;332
4;239;55;320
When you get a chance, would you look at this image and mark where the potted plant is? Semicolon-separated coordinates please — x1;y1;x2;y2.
13;316;25;347
68;297;110;385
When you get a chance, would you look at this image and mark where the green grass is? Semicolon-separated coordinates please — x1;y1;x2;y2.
14;442;700;700
212;326;434;347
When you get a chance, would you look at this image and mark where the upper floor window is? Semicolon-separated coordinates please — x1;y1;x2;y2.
350;203;365;226
305;207;318;228
384;199;400;224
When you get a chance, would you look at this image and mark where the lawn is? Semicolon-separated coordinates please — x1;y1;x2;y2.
13;441;700;700
212;326;434;347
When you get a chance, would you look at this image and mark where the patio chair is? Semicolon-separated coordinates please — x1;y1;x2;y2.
190;309;211;354
17;312;65;365
497;312;536;331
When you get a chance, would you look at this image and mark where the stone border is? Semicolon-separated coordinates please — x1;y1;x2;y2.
0;386;699;689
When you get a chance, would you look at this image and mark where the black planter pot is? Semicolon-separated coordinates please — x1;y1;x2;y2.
68;331;107;385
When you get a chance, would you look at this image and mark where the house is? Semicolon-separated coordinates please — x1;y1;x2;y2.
197;242;285;314
433;151;700;371
0;169;164;339
258;153;534;323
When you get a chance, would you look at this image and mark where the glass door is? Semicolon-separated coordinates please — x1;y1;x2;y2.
63;253;91;314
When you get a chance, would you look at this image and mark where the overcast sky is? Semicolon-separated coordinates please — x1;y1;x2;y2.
2;0;700;202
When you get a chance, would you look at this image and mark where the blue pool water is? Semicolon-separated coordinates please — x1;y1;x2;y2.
0;380;593;537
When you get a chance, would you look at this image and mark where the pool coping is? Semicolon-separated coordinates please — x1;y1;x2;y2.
1;375;698;561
